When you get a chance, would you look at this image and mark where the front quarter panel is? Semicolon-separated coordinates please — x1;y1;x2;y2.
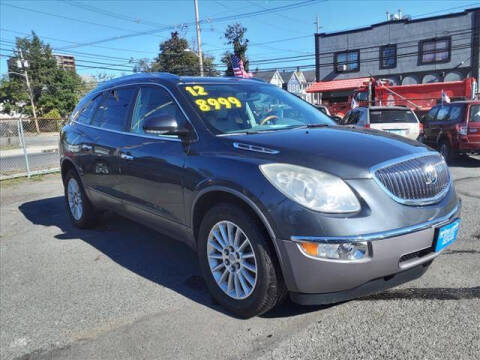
184;153;279;236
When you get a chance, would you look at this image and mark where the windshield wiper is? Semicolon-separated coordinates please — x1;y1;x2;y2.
304;123;330;128
221;130;265;136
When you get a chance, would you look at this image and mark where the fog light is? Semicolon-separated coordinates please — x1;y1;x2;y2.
299;241;369;260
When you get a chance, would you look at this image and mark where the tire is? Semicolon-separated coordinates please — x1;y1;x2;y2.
64;169;97;228
197;203;286;318
439;140;455;164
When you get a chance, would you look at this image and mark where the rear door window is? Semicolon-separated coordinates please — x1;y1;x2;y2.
369;109;418;123
91;87;137;131
469;105;480;123
76;95;102;124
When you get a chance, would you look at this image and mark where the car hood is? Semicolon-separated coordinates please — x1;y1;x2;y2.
223;126;433;179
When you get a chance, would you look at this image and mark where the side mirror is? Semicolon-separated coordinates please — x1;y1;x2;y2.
142;115;190;137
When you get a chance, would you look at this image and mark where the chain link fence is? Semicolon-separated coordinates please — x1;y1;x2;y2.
0;118;63;180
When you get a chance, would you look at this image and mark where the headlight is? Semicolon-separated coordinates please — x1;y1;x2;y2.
299;241;369;260
259;163;361;213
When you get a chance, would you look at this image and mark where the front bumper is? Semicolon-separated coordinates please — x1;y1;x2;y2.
290;262;431;305
278;200;461;303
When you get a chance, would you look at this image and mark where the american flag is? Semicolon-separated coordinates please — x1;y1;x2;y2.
441;89;451;104
230;55;252;78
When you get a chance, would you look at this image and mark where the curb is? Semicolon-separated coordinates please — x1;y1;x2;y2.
0;146;59;158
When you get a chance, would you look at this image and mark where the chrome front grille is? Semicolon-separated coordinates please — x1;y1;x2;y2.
372;154;450;205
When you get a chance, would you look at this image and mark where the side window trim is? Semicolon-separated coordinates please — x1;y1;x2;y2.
73;82;198;142
86;93;105;125
125;86;140;132
128;84;185;135
73;93;103;124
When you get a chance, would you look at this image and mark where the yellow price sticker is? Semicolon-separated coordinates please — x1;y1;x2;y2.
185;85;208;97
195;97;242;111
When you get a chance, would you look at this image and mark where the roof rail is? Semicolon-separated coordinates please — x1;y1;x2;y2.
248;77;266;83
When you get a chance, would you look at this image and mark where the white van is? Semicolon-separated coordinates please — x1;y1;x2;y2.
342;106;421;140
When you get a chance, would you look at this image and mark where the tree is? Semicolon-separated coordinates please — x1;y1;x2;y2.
150;32;217;76
221;23;249;76
131;58;152;73
0;32;85;120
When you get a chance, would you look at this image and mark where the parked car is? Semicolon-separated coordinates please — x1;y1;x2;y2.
60;73;460;318
342;106;421;140
314;104;343;123
420;101;480;161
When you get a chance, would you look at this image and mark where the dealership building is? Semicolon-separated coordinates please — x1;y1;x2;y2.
309;7;479;101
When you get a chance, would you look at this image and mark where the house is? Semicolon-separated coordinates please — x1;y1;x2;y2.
312;7;480;85
252;70;284;88
281;68;316;103
303;70;319;104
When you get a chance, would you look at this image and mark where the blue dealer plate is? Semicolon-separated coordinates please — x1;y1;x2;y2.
434;219;460;252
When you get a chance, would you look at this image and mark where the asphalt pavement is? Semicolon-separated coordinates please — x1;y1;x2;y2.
1;156;479;360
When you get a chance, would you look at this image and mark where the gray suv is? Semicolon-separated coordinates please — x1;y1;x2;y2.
60;73;461;318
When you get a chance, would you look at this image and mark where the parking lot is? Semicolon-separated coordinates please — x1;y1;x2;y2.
0;156;479;360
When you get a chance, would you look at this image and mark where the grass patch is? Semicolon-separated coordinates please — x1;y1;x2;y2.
0;144;20;151
0;173;49;187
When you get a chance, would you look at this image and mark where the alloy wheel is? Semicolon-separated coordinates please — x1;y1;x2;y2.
67;178;83;221
206;221;257;300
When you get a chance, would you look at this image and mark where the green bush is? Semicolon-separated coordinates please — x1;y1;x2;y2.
41;109;62;119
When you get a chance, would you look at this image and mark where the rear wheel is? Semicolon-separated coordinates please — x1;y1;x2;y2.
64;169;97;228
198;203;285;318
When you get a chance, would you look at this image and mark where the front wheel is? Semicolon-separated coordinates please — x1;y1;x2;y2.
197;203;285;318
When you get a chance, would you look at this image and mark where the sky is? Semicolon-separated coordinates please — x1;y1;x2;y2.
1;0;479;78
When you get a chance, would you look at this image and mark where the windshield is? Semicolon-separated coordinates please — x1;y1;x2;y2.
181;83;334;134
369;109;418;124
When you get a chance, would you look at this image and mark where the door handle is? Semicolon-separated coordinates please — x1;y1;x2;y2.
120;152;134;160
81;144;92;151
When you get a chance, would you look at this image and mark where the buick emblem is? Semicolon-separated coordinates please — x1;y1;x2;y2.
424;165;438;185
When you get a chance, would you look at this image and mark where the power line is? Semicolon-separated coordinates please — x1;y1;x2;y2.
0;28;153;55
0;38;140;64
318;2;480;36
54;0;321;50
61;0;168;29
253;43;473;72
1;2;155;34
2;24;473;71
250;30;473;66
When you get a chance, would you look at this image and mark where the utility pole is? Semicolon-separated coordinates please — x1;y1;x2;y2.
194;0;204;77
18;49;39;134
314;16;321;84
314;15;320;33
